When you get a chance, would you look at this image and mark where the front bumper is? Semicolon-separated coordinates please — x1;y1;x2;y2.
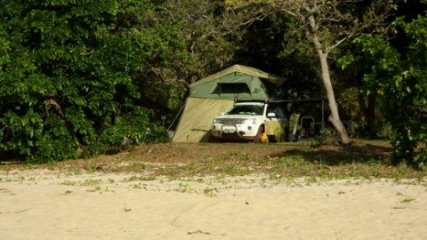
211;124;258;140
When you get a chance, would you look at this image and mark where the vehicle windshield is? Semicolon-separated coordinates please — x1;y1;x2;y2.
227;104;264;116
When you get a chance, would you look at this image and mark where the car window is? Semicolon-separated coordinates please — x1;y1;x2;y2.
267;104;285;118
227;105;264;115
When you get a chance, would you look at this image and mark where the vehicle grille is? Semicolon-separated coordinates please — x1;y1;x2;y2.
217;118;245;125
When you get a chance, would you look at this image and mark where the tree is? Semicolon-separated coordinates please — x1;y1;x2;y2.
335;0;427;139
134;0;244;123
0;0;176;161
226;0;393;144
234;13;322;101
161;0;255;80
122;0;192;117
341;16;427;168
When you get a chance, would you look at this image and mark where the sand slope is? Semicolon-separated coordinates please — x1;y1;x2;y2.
1;170;426;240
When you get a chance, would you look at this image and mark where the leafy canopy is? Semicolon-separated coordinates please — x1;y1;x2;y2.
0;0;181;161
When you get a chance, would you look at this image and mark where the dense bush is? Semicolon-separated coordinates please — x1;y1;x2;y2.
0;0;174;162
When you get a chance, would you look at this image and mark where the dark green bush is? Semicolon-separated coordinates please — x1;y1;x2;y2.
311;128;340;147
31;115;79;162
84;108;168;157
0;1;176;162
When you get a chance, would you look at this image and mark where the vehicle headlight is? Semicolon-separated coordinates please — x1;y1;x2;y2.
244;118;257;125
213;118;219;124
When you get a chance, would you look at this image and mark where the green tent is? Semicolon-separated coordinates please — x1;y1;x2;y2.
172;64;285;142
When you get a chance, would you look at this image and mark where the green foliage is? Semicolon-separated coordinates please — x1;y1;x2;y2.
158;0;239;82
32;115;79;162
82;108;167;158
312;128;340;147
342;16;427;168
0;0;173;162
235;13;322;99
99;108;167;149
0;0;425;166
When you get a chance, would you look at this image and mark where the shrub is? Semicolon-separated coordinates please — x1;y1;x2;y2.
0;1;174;162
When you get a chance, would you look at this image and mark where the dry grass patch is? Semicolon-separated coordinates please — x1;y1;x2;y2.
0;141;426;181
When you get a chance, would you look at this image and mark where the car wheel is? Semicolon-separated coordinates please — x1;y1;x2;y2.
253;125;268;143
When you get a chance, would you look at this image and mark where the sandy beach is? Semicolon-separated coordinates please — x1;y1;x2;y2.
1;169;426;240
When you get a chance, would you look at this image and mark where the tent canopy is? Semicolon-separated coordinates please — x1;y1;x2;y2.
189;64;285;101
172;98;234;142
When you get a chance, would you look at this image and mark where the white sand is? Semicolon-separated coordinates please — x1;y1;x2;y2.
1;170;426;240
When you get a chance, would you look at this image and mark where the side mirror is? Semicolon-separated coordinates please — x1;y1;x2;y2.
267;112;276;118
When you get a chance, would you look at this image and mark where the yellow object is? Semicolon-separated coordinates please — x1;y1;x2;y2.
260;132;269;143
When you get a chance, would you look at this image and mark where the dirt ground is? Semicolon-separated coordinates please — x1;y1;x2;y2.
39;140;391;170
0;140;406;179
107;140;392;164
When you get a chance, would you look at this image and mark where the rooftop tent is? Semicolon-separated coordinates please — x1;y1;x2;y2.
190;64;284;101
172;64;285;143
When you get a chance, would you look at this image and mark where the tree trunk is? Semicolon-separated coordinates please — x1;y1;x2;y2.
308;15;350;144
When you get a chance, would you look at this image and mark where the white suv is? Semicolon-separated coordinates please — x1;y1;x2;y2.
211;102;288;142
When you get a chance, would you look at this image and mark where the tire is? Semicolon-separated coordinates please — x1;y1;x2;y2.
253;125;268;143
